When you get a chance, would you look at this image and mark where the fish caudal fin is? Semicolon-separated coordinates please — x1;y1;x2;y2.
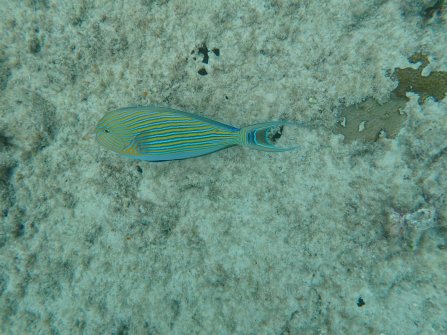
239;121;302;152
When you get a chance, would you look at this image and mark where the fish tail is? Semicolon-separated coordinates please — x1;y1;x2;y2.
239;121;300;152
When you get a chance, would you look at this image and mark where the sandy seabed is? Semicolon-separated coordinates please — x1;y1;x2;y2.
0;1;446;334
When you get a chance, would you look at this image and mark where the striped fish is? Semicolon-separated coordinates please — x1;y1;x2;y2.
96;106;298;161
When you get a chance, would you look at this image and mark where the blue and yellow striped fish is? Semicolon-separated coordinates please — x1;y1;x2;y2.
96;106;298;161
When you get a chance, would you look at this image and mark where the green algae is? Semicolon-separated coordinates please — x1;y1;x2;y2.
336;53;447;143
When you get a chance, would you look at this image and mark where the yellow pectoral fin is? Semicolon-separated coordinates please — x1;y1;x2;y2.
122;139;139;156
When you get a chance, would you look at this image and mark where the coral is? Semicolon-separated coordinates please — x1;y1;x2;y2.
336;53;447;143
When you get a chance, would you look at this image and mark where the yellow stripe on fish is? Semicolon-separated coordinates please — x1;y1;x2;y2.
96;106;298;161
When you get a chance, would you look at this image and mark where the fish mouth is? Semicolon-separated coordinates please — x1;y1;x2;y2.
95;127;102;140
95;125;107;143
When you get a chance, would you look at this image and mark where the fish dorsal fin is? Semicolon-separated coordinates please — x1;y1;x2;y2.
116;105;240;132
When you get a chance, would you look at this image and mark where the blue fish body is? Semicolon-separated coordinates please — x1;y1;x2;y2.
96;106;297;161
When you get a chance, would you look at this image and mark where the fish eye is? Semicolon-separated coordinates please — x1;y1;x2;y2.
104;129;110;133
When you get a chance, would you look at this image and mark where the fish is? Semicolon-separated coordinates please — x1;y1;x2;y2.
96;105;299;162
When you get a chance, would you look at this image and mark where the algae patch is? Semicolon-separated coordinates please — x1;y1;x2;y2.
336;54;447;143
393;53;447;103
335;94;407;143
423;0;445;21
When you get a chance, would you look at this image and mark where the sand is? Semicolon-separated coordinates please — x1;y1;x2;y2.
0;0;446;334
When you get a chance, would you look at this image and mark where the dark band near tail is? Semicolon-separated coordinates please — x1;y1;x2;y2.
240;121;300;152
